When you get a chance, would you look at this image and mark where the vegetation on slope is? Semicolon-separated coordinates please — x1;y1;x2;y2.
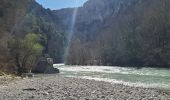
65;0;170;67
0;0;66;74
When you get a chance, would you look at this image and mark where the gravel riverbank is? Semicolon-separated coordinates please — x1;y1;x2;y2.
0;75;21;86
0;75;170;100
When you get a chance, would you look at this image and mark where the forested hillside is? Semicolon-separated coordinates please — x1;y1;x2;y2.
0;0;29;72
55;0;170;67
0;0;66;73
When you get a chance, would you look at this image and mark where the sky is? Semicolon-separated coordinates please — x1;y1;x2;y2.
36;0;88;10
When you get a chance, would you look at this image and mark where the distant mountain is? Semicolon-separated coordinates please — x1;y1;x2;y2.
54;0;170;67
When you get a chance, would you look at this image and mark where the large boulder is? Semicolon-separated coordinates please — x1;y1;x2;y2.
32;58;59;74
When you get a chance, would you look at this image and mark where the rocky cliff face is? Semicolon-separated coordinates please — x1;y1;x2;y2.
54;0;139;40
55;0;170;67
54;0;120;39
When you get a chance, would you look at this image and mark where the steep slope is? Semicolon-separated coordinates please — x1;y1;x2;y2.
0;0;66;72
54;0;122;40
55;0;170;67
0;0;31;71
13;0;66;63
98;0;170;67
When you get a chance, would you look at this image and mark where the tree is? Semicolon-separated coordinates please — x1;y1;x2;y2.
9;33;43;75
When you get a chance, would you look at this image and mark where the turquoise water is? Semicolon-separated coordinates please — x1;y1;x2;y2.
54;64;170;89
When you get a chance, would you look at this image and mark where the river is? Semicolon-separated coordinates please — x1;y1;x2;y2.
54;64;170;89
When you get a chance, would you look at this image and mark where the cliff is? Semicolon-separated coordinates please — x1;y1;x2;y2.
55;0;170;67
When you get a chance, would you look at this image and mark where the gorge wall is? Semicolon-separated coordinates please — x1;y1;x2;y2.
55;0;170;67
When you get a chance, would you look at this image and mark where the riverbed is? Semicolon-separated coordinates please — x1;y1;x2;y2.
1;75;170;100
54;64;170;89
1;65;170;99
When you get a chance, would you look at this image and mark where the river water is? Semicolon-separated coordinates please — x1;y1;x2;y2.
54;64;170;89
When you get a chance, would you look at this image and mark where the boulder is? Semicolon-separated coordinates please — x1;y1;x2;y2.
32;58;59;74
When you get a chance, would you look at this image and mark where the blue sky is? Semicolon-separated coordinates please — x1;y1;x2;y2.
36;0;88;10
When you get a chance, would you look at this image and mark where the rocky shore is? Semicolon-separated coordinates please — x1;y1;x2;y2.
0;75;21;86
0;75;170;100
